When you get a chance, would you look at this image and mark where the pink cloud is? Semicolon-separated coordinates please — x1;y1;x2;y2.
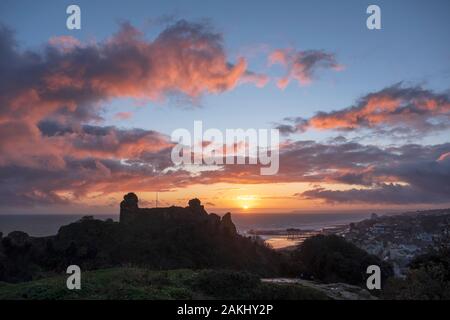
48;35;81;53
269;48;343;88
113;112;133;120
0;20;264;126
277;84;450;136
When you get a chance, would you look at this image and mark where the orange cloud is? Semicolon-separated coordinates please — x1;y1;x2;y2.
269;48;343;88
277;84;450;136
0;20;263;126
0;19;267;205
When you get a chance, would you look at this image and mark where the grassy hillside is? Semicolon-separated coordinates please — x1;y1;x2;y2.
0;268;328;300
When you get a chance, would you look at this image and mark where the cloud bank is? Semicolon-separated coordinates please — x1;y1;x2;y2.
0;21;449;209
278;84;450;136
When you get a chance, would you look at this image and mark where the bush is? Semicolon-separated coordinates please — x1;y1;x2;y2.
383;248;450;299
190;269;329;299
191;270;259;299
292;235;393;286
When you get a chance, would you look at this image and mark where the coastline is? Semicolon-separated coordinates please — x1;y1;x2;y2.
0;213;366;244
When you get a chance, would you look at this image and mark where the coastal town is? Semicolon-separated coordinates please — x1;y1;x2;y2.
247;209;450;276
342;209;450;276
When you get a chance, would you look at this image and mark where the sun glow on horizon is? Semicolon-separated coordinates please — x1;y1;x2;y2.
46;182;423;215
236;195;258;211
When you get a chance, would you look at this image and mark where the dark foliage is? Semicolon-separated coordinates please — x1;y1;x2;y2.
383;248;450;299
190;269;328;300
291;234;393;286
191;270;260;299
0;213;285;283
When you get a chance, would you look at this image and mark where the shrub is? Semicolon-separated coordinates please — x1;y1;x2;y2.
190;270;259;299
383;248;450;299
292;235;393;286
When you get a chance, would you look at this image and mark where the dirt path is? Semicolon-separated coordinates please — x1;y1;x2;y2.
261;278;378;300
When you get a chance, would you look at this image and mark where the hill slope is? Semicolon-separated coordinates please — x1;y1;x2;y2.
0;268;328;300
0;194;287;282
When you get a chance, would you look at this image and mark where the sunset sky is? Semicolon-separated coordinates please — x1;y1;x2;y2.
0;0;449;214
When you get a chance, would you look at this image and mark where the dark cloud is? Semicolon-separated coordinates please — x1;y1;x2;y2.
1;130;449;207
180;141;450;206
274;117;308;135
181;141;450;205
269;49;342;88
301;183;450;205
298;143;450;204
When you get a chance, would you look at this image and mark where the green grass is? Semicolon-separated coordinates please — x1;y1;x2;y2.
0;268;329;300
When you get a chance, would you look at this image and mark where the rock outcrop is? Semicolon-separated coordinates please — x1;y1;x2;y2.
221;212;237;234
188;198;208;215
119;192;140;224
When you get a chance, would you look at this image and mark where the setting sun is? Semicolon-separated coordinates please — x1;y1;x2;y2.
236;195;258;211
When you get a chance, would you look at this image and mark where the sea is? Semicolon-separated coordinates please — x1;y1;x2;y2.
0;212;372;249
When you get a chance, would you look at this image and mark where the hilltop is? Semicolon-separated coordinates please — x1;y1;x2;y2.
0;193;286;283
